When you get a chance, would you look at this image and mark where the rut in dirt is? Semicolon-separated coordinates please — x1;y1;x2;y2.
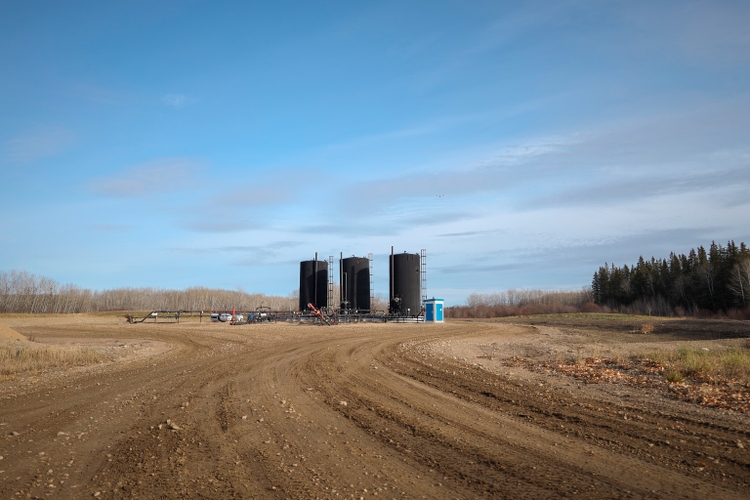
2;319;749;499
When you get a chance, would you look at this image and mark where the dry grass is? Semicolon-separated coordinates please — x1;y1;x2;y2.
0;341;105;379
506;338;750;412
641;344;750;385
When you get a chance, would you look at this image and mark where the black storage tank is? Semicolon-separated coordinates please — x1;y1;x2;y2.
299;259;328;311
340;256;370;312
390;251;421;316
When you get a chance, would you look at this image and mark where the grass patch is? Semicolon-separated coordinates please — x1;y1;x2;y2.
676;346;711;376
665;370;684;383
0;342;105;378
641;345;750;385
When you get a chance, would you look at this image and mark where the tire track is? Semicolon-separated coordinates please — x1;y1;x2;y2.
2;318;748;499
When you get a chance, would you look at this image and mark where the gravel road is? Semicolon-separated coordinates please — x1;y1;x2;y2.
1;316;748;499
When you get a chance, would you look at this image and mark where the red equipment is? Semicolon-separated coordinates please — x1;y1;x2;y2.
307;303;334;325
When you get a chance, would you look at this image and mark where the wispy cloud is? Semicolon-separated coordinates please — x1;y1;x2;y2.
319;112;490;154
231;241;303;266
178;167;327;233
173;241;302;265
623;2;750;64
211;168;320;208
439;227;735;277
528;162;750;209
67;84;129;105
90;223;134;231
181;219;264;233
332;134;576;211
89;157;204;197
438;229;505;239
162;94;192;108
333;93;750;217
429;226;743;294
3;127;76;163
470;1;575;54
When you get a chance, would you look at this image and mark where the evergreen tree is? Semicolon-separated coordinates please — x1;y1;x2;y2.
592;240;750;314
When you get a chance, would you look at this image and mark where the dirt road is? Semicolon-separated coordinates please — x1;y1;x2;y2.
1;317;748;499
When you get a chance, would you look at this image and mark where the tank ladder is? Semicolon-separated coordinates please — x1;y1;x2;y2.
420;249;427;308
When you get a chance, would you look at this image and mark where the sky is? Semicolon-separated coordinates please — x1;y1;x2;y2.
1;1;749;305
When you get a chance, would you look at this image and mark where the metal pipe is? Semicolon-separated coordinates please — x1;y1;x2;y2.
339;252;343;310
390;246;394;306
313;252;318;308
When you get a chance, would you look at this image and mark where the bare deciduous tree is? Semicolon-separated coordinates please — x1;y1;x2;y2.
0;270;297;314
728;259;750;306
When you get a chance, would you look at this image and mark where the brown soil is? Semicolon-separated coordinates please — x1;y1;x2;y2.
0;324;26;341
0;314;748;499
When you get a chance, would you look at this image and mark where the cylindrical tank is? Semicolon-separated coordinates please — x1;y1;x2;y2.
390;251;421;316
299;259;328;311
340;256;370;312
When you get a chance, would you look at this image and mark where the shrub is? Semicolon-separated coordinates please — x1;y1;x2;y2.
640;323;655;334
580;302;602;313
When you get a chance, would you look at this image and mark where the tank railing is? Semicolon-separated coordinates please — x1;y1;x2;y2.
126;309;426;325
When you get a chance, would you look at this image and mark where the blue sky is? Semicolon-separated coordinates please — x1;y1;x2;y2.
2;1;749;305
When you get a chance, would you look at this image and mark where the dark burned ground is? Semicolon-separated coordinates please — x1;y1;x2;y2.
0;314;749;499
496;314;750;340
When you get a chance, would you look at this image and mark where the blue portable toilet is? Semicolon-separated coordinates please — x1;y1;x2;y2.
424;298;444;322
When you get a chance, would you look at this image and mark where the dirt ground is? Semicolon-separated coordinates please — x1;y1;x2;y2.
1;314;749;499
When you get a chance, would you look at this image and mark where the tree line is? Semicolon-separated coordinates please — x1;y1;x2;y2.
447;288;594;318
592;241;750;317
0;270;296;314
